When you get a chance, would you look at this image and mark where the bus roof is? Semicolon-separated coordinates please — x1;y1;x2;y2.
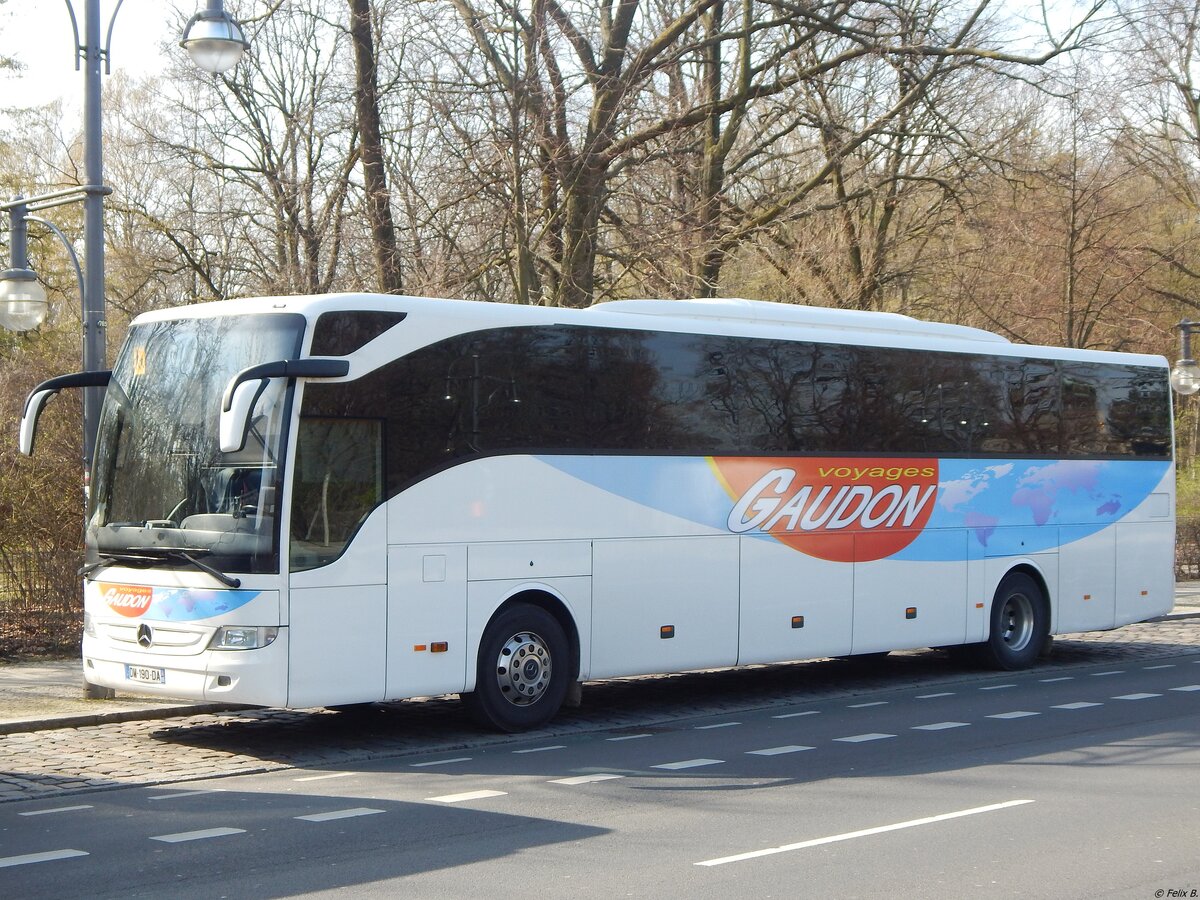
586;298;1010;344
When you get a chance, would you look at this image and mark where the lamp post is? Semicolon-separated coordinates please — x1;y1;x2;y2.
1171;320;1200;396
0;0;249;469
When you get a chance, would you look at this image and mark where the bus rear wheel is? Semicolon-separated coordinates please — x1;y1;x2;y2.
973;572;1048;671
462;603;569;733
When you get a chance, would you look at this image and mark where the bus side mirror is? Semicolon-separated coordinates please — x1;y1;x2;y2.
220;378;270;453
18;370;112;457
219;358;350;454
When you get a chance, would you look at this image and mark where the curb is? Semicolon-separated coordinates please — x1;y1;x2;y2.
0;702;253;736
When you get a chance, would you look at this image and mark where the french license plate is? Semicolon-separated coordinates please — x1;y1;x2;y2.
125;664;165;684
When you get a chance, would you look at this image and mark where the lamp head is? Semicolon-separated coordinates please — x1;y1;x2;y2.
181;2;249;75
1171;358;1200;396
0;268;48;332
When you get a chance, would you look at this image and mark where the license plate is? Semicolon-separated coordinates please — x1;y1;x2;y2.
125;665;165;684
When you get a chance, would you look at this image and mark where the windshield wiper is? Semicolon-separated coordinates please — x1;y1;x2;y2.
80;551;158;577
164;550;242;589
80;549;242;588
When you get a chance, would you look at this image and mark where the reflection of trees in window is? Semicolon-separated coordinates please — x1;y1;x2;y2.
298;323;1172;520
291;418;383;571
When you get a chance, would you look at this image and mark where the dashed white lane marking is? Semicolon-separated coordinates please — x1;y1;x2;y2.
980;684;1016;691
746;745;815;756
295;807;385;822
695;799;1035;867
549;774;625;785
1091;671;1124;677
849;702;888;708
1053;702;1103;710
1112;693;1161;701
1143;664;1176;670
834;733;895;743
295;772;355;782
19;805;93;817
1170;685;1200;692
772;711;820;719
695;722;741;730
409;757;472;767
916;692;955;700
151;827;246;844
426;790;507;804
988;711;1040;719
147;789;221;801
912;722;969;731
606;734;652;742
0;849;89;868
513;745;565;754
1039;677;1074;683
652;758;724;770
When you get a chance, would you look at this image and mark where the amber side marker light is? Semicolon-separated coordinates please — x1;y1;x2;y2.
905;607;917;620
660;625;675;639
791;616;805;629
431;642;449;653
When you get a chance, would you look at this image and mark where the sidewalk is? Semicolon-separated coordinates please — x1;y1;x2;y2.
3;585;1200;736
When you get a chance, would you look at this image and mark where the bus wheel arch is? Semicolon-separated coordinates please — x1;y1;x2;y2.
461;590;578;732
975;568;1050;671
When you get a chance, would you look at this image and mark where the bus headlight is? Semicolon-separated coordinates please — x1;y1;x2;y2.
83;612;97;638
211;626;279;650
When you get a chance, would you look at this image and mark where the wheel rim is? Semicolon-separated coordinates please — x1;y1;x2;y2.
999;591;1035;652
494;630;553;707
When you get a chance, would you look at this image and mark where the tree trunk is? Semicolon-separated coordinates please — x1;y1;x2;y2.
349;0;403;293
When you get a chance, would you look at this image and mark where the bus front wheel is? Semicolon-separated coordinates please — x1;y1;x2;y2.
462;603;569;733
974;573;1048;671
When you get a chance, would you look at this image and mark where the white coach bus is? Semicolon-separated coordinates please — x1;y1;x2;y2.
19;295;1175;731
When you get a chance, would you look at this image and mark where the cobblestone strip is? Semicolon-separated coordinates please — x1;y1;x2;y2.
1;618;1197;803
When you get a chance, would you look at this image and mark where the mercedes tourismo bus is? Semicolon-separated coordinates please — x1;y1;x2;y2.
19;295;1175;731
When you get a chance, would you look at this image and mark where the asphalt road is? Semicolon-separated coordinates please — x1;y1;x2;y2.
4;654;1199;899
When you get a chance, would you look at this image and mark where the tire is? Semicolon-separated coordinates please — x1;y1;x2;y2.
974;572;1048;671
461;603;570;733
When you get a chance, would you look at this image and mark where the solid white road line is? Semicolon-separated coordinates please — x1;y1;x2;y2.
987;711;1040;719
294;772;355;782
912;722;969;731
426;790;507;804
1053;702;1102;710
746;745;815;756
695;800;1035;867
409;757;472;767
151;827;246;843
19;805;93;817
834;733;895;743
549;774;625;785
513;745;565;754
295;808;385;822
652;759;724;770
0;849;89;868
1112;693;1161;701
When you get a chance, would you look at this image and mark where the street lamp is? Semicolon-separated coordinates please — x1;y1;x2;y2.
0;1;249;468
1171;320;1200;396
181;0;250;75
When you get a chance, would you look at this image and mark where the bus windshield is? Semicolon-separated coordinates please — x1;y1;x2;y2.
87;313;306;575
